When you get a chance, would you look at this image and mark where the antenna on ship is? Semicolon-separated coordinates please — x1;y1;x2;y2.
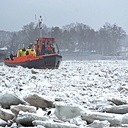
38;16;43;38
35;14;37;22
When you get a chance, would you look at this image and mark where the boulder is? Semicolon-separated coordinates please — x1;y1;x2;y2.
54;105;82;121
108;98;127;105
0;107;15;121
103;104;128;114
121;113;128;124
0;119;8;127
23;94;54;109
0;93;25;109
16;112;48;126
69;117;87;126
81;110;122;126
88;120;110;128
11;104;36;116
33;120;79;128
10;122;17;128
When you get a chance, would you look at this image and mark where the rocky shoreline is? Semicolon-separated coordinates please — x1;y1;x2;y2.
1;93;128;128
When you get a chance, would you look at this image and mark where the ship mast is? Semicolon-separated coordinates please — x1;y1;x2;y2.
38;16;43;38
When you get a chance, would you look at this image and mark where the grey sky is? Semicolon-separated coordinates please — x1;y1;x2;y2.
0;0;128;33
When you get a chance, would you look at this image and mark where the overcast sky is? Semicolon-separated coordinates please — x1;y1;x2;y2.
0;0;128;33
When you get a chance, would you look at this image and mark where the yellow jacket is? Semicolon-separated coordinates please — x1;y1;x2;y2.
17;48;26;57
17;49;22;57
30;49;36;56
26;48;31;55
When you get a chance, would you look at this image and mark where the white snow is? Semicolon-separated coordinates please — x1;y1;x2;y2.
0;60;128;110
1;60;128;127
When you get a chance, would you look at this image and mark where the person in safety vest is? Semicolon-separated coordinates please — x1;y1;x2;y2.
41;42;46;55
35;39;41;55
29;48;36;56
46;44;54;54
17;49;22;57
21;48;26;56
26;48;31;55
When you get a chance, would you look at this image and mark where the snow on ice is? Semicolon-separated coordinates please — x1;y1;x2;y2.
0;60;128;127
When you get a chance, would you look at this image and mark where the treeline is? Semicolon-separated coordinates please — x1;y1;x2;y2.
0;22;127;56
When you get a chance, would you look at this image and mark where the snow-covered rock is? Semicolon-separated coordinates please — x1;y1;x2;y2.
81;110;122;126
10;122;17;128
23;94;54;109
88;120;110;128
0;119;8;127
108;98;127;105
0;93;25;109
121;113;128;124
11;104;36;116
103;104;128;114
54;104;82;121
0;107;15;121
33;120;79;128
16;112;48;126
